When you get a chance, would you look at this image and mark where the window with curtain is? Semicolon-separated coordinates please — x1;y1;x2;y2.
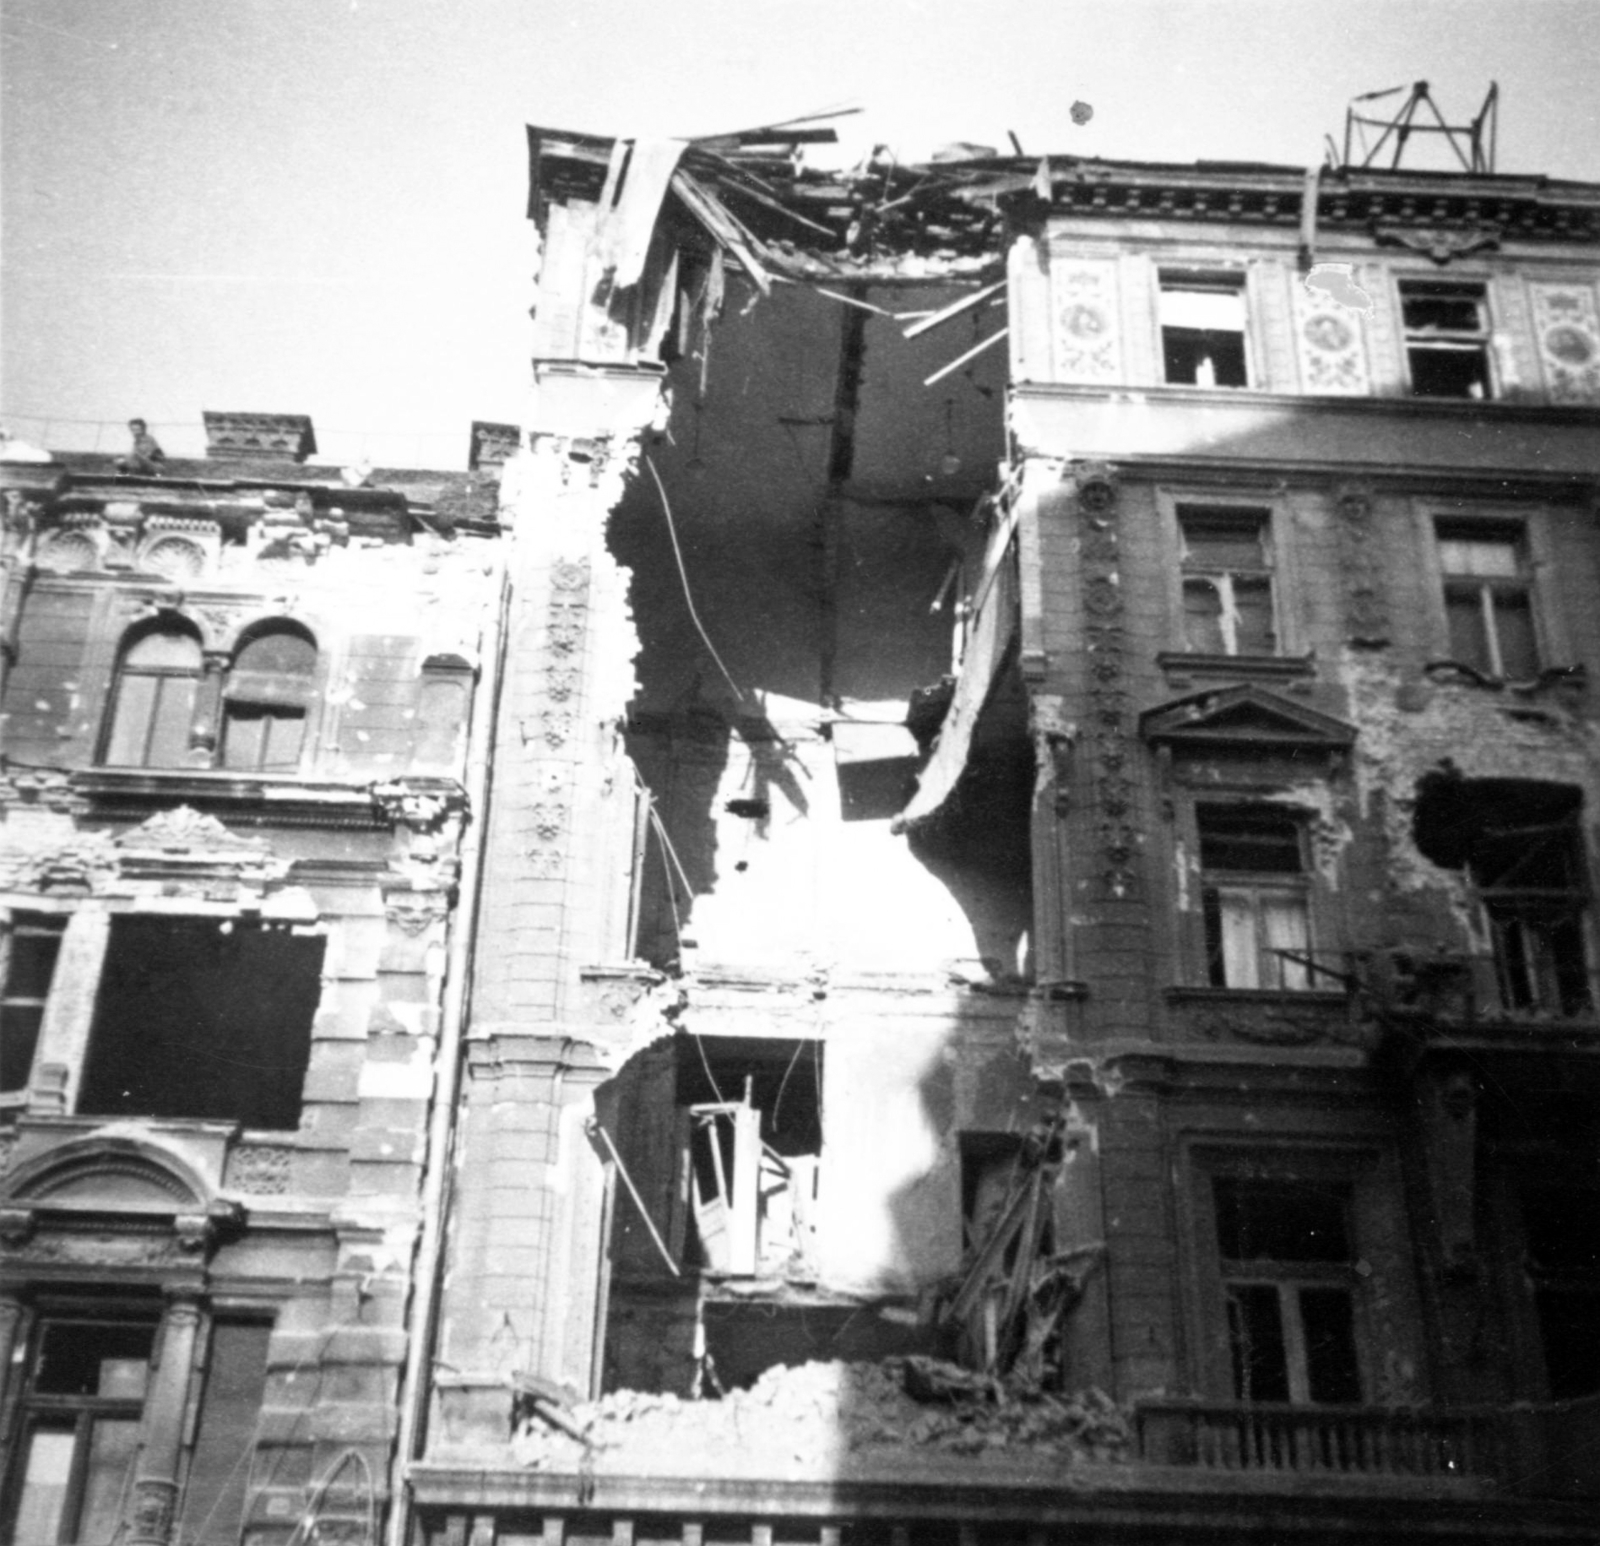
221;626;316;771
1199;806;1313;991
102;625;203;767
1436;522;1539;680
1180;507;1277;656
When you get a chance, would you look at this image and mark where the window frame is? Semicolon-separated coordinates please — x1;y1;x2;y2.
98;621;206;769
219;624;318;773
1432;518;1541;681
1176;504;1282;659
1398;276;1495;400
1157;268;1255;389
1183;1145;1386;1409
1;1305;160;1546
0;909;65;1103
1194;803;1317;992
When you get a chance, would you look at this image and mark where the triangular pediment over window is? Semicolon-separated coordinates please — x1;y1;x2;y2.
1139;684;1356;753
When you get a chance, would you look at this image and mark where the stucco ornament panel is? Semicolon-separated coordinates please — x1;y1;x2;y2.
1529;282;1600;403
1052;259;1123;384
1294;275;1371;395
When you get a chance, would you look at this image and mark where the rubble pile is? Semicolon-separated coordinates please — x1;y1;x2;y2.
513;1358;1130;1476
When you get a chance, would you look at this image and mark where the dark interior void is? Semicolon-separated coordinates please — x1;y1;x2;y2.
1163;327;1248;387
676;1034;822;1156
1411;776;1590;1015
701;1300;935;1392
1407;344;1492;399
1522;1186;1600;1399
79;915;323;1129
907;663;1034;980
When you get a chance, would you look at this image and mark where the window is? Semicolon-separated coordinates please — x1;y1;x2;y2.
1401;280;1492;399
1161;275;1249;387
6;1312;157;1546
79;915;325;1129
1215;1176;1362;1404
1180;508;1276;655
1521;1187;1600;1400
1;913;64;1098
101;623;203;767
1436;523;1539;679
1199;806;1313;991
2;1309;272;1546
1412;777;1591;1017
221;626;316;771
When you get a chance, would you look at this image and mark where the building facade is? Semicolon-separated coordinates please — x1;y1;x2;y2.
3;127;1600;1546
0;416;505;1544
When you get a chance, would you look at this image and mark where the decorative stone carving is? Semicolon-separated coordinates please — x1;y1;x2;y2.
1370;222;1501;265
34;527;102;573
384;888;450;935
126;1478;178;1544
1052;259;1123;383
1190;998;1353;1047
1334;481;1389;644
1529;282;1600;403
1294;280;1372;395
530;802;568;841
225;1142;292;1195
121;806;257;854
370;779;467;830
1073;464;1139;898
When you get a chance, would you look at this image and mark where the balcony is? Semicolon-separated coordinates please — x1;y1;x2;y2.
1135;1396;1600;1497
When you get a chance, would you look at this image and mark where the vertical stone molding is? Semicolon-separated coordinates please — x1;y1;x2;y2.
29;903;111;1114
121;1290;204;1546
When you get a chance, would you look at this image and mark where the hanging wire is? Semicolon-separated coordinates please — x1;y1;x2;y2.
642;451;746;705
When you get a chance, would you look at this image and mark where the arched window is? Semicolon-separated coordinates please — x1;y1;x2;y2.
102;623;203;767
221;625;316;771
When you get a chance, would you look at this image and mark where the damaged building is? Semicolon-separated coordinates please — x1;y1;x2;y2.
4;96;1600;1546
0;415;507;1543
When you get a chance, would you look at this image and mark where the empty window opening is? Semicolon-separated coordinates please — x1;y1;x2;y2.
79;915;324;1129
1161;276;1249;387
1180;508;1276;656
1199;807;1313;991
676;1036;822;1278
1;912;64;1096
1215;1177;1361;1404
1521;1187;1600;1400
102;623;204;768
221;625;316;771
1412;777;1590;1016
1436;522;1539;679
6;1313;158;1546
1401;281;1492;399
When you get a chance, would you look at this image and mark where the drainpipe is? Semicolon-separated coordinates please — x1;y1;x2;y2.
387;553;510;1546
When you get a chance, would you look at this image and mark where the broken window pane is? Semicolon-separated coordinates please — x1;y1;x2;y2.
79;915;324;1129
1215;1178;1352;1263
1226;1284;1290;1401
1300;1287;1362;1403
222;625;316;771
1161;279;1250;387
1;913;64;1092
1199;808;1313;990
1402;282;1492;399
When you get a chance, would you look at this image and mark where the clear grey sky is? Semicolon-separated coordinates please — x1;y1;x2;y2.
4;0;1596;467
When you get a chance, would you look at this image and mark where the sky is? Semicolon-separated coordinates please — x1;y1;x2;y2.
4;0;1597;468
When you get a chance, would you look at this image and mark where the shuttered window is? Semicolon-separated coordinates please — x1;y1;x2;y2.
180;1320;272;1544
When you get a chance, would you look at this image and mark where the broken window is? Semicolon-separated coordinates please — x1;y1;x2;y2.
1;912;64;1098
1215;1176;1362;1404
1521;1186;1600;1400
1412;778;1591;1016
5;1311;158;1546
1401;280;1493;399
1180;508;1276;655
221;624;316;771
1199;806;1313;991
1;1308;271;1546
1436;522;1539;679
1161;275;1250;387
677;1036;822;1278
101;623;204;767
79;915;324;1129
